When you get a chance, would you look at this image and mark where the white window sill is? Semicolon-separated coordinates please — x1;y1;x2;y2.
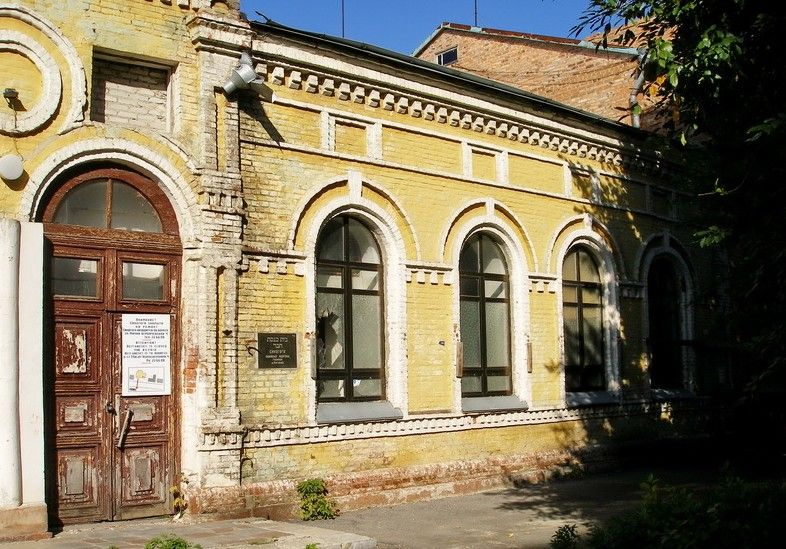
462;395;528;414
566;391;620;407
650;388;694;401
316;401;403;424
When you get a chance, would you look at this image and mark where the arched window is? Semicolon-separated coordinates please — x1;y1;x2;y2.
315;215;384;402
562;246;605;392
459;233;512;397
647;256;683;389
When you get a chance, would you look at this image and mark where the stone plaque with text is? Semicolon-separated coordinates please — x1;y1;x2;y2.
257;332;297;368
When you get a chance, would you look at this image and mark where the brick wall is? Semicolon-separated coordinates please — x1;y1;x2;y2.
416;26;641;125
90;57;169;132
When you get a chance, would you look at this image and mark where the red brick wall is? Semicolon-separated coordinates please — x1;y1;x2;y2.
416;27;640;125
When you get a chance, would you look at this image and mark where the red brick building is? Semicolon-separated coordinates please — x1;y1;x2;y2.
414;22;656;128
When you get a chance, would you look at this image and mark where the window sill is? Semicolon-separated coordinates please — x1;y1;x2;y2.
566;391;620;407
650;388;694;401
462;395;528;414
316;401;403;424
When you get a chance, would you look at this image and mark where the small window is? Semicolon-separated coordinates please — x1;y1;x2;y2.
563;247;605;392
437;47;458;66
315;216;384;402
459;233;512;397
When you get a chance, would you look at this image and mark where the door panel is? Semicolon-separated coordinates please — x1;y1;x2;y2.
55;445;104;521
110;311;174;520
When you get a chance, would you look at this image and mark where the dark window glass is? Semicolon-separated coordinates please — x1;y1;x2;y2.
648;257;683;389
315;216;383;402
437;47;458;65
459;233;511;397
563;247;605;392
51;257;99;297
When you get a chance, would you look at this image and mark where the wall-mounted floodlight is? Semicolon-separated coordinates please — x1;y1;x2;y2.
222;52;258;95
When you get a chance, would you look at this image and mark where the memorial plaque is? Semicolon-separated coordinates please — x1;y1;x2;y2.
258;333;297;368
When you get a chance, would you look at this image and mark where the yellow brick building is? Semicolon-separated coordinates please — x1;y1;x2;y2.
0;1;723;538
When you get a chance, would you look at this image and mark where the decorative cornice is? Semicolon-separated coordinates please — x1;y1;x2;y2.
253;58;672;177
197;399;709;451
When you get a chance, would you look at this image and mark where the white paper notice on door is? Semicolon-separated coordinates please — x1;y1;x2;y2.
122;314;171;396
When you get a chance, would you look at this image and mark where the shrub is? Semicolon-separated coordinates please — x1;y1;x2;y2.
552;475;786;548
296;478;339;520
143;533;202;549
550;524;580;549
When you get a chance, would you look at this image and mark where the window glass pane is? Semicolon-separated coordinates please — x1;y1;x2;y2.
482;237;506;275
351;269;379;291
122;262;165;300
347;218;380;264
583;307;604;364
461;374;482;394
582;286;602;305
317;217;344;261
351;294;382;370
562;250;577;281
579;250;601;283
460;276;479;297
563;304;580;366
484;279;506;299
352;378;382;398
111;181;162;232
316;266;343;289
565;369;582;392
459;235;480;273
318;379;345;399
484;301;510;368
459;300;481;368
563;284;578;303
53;180;107;228
487;375;511;393
52;257;98;297
316;292;345;369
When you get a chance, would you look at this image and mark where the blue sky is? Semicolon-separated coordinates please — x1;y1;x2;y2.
239;1;594;55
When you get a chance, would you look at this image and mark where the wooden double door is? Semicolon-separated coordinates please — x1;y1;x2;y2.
41;165;187;525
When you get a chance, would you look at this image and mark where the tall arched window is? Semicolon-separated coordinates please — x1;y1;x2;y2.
459;233;511;397
562;246;605;392
315;215;384;402
647;256;683;389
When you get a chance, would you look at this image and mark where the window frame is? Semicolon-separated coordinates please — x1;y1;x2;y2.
458;232;513;398
436;46;458;66
315;215;385;403
562;246;606;393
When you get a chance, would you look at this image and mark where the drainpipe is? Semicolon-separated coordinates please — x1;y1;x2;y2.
630;48;648;129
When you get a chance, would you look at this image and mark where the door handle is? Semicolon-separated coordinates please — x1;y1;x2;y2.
106;401;116;414
116;409;134;449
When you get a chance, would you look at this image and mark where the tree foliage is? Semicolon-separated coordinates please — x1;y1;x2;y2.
575;1;786;409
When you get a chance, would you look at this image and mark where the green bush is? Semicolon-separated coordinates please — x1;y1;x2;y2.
552;475;786;548
296;478;339;520
550;524;581;549
143;533;202;549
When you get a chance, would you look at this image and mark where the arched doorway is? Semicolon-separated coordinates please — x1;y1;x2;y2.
41;166;181;525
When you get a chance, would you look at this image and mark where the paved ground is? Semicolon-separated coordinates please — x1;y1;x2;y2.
317;465;721;548
0;465;723;549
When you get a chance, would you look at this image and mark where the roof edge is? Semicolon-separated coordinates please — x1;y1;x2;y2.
250;19;646;138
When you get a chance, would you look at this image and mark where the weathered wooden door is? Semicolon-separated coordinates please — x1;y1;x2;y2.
43;168;181;525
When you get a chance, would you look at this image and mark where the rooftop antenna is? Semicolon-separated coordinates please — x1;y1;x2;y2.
341;0;345;37
474;0;478;26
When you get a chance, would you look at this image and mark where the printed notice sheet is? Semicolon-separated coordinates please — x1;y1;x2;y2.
122;314;171;396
